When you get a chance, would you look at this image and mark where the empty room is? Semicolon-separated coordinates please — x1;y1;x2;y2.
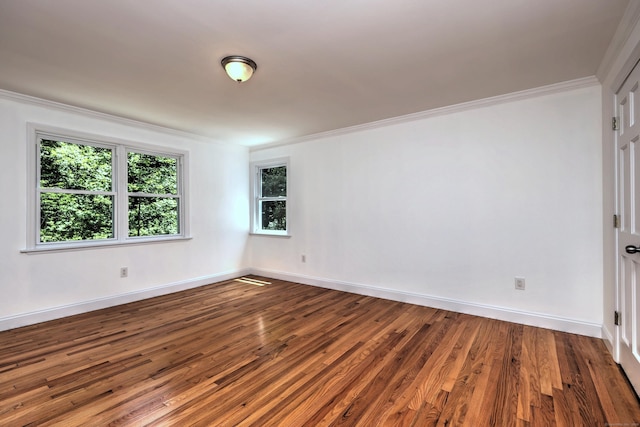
1;0;640;425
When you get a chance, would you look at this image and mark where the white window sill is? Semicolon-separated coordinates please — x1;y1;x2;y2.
249;231;291;238
21;236;192;254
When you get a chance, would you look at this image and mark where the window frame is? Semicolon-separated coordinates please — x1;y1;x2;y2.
25;124;190;252
250;158;290;236
125;148;183;239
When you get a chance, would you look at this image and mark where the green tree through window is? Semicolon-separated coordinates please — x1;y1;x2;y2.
39;139;114;242
260;166;286;231
254;162;287;233
127;152;179;237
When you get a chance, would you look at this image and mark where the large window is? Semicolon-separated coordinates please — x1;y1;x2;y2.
39;139;115;242
127;151;180;237
251;159;289;235
27;126;188;250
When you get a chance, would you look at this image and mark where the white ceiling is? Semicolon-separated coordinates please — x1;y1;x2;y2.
0;0;630;146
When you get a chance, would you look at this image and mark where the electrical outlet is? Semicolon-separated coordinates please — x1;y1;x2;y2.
301;254;306;263
515;277;525;290
120;267;128;278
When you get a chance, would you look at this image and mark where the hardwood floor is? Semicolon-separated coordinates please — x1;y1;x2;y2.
0;276;638;426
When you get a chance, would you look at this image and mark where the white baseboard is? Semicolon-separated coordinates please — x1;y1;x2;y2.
251;268;603;338
0;268;251;332
602;325;617;358
3;268;603;339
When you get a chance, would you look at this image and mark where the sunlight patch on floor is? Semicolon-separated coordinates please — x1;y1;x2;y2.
234;277;271;286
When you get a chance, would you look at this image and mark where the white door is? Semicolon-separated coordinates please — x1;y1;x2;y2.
617;61;640;396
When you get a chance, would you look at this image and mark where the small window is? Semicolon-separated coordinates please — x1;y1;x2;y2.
252;159;289;235
27;125;189;251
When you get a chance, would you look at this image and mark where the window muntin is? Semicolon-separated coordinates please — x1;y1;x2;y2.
29;128;188;250
252;160;289;235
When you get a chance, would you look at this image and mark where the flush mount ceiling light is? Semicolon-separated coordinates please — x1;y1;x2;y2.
221;55;257;82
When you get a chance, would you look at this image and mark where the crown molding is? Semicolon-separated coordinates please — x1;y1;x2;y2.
251;76;600;152
597;0;640;87
0;75;599;153
0;88;233;147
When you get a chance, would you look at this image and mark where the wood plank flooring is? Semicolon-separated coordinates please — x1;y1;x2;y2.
0;275;638;426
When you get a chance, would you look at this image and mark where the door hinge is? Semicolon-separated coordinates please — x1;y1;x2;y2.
614;214;620;229
613;116;620;131
615;310;621;326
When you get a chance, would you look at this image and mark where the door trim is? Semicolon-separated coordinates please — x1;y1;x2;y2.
602;3;640;363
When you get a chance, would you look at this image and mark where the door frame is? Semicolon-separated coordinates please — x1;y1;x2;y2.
612;64;640;393
603;3;640;363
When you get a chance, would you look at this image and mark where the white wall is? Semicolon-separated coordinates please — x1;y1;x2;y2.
250;84;603;334
0;83;605;336
0;93;250;329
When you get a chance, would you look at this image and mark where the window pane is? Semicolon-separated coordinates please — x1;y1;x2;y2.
40;193;114;242
128;197;179;237
40;139;112;191
261;166;286;197
128;152;178;195
261;200;286;231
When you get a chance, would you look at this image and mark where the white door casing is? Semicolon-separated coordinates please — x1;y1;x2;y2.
616;60;640;396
